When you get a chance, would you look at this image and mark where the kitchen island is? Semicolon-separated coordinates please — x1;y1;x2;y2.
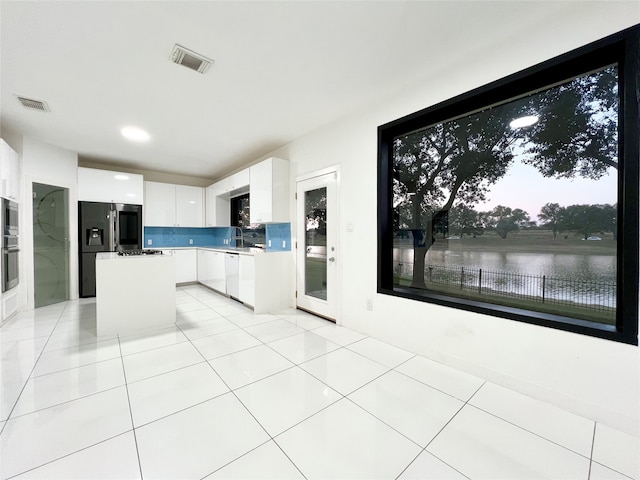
95;251;176;336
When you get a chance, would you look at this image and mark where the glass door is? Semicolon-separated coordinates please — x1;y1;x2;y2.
296;172;337;320
33;183;70;307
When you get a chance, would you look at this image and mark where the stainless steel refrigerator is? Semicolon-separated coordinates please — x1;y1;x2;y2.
78;201;142;297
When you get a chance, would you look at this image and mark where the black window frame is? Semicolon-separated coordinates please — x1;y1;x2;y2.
377;25;639;345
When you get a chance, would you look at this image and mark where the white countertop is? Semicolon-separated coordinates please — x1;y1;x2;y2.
97;251;175;260
150;246;274;256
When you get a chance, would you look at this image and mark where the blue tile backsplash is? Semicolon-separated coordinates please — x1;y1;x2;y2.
266;223;292;251
144;227;231;248
144;223;291;252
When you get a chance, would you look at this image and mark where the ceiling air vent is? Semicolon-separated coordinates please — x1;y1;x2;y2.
15;96;50;112
169;44;213;74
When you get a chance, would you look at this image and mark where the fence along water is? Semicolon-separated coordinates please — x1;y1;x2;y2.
395;263;616;314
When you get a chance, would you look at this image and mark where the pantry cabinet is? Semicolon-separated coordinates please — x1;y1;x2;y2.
145;181;204;227
249;157;289;224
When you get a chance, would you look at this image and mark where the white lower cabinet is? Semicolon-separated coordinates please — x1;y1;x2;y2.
173;249;197;284
238;255;255;306
196;249;292;313
197;249;226;293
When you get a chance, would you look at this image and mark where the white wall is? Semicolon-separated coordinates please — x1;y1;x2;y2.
265;11;640;435
21;137;79;310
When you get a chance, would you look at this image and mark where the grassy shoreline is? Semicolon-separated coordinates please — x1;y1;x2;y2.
396;232;616;255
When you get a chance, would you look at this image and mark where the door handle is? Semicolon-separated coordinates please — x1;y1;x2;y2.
329;257;335;263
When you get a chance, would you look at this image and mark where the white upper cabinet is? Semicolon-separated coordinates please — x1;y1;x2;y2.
78;167;144;204
218;169;250;195
175;185;204;227
0;139;20;202
204;158;288;227
144;182;176;226
205;169;249;227
144;181;204;227
250;157;289;224
205;183;230;227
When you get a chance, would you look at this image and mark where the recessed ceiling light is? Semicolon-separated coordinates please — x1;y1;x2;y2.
509;115;539;129
114;174;129;181
121;126;150;142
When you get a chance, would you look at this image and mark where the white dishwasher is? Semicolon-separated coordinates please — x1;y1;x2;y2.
225;252;240;299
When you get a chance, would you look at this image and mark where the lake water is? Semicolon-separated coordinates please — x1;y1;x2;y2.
393;248;616;307
425;250;616;283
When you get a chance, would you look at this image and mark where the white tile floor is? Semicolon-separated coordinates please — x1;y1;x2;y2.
1;285;638;480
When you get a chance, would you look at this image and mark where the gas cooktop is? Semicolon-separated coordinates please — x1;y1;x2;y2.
117;249;163;256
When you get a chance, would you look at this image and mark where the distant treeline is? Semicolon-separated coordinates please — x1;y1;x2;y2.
440;203;616;240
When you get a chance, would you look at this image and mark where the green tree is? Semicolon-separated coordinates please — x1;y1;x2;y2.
522;67;618;179
393;66;617;288
486;205;530;239
561;203;617;239
448;204;483;237
538;202;565;239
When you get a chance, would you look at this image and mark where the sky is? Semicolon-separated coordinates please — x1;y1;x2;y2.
474;158;618;222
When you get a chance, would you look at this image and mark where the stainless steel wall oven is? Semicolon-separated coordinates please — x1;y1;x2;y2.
2;198;19;292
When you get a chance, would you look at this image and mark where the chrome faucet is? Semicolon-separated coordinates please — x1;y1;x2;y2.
229;226;244;248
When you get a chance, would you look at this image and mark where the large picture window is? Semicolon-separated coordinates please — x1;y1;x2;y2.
378;26;639;344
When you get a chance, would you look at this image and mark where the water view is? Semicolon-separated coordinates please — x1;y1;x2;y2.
393;232;617;324
394;249;616;283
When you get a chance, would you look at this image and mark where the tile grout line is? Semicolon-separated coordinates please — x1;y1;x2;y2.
39;332;116;355
392;382;487;479
225;312;447;456
392;362;477;404
584;424;637;480
175;321;309;480
394;448;471;480
0;302;69;436
1;302;135;478
116;334;144;480
588;422;597;480
29;350;122;380
199;439;275;480
412;381;488;471
3;431;135;480
589;460;637;480
465;402;596;461
6;384;125;421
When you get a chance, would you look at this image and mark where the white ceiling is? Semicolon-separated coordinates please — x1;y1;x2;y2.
1;1;637;180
